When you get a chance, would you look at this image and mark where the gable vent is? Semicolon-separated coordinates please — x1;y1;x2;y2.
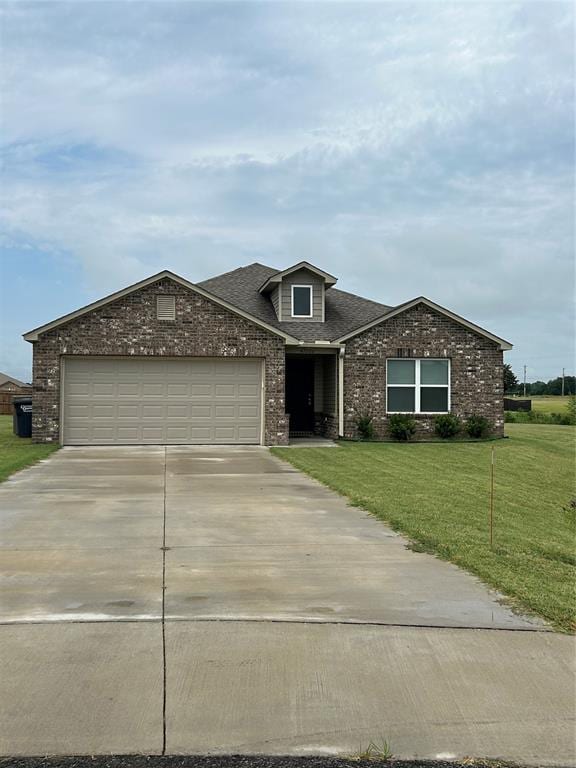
156;295;176;320
396;347;413;358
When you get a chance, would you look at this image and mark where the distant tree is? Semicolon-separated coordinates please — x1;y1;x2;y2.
545;376;576;395
527;380;547;396
546;377;563;395
503;364;518;394
522;376;575;396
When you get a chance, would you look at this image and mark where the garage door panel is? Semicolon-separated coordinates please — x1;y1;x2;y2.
117;427;140;440
215;405;235;418
167;404;188;418
141;404;163;418
118;405;139;418
238;405;259;418
238;426;260;440
92;426;116;439
93;382;115;396
215;384;234;397
115;382;138;396
214;426;235;440
239;384;259;397
191;384;212;397
67;404;90;418
166;383;188;397
66;382;90;397
63;358;262;445
141;383;164;397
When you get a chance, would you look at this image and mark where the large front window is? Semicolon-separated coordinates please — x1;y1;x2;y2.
387;358;450;413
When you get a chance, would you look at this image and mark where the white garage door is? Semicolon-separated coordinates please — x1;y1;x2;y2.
62;357;263;445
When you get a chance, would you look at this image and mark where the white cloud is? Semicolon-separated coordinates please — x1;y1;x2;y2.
0;1;573;380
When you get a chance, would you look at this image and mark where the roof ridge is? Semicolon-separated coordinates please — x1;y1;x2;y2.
198;262;277;285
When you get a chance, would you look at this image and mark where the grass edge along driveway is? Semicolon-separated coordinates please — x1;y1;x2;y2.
0;415;58;483
273;424;575;632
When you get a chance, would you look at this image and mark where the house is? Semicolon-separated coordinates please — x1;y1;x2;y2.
0;373;31;393
0;373;32;415
23;262;511;445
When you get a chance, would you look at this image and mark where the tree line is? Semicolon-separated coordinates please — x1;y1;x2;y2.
504;364;575;396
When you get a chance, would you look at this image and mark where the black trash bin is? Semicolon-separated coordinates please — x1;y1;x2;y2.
13;396;32;438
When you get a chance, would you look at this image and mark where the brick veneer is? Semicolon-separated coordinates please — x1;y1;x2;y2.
31;278;289;445
342;304;504;439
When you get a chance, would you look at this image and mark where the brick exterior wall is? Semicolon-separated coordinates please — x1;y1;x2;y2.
31;278;289;445
343;304;504;439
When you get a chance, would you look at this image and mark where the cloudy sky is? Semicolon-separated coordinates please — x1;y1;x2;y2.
0;1;573;383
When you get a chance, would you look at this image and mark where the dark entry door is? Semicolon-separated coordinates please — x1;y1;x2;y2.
286;358;315;433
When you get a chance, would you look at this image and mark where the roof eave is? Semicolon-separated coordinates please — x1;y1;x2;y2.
334;297;513;350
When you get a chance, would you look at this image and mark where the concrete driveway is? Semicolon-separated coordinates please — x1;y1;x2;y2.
0;447;574;763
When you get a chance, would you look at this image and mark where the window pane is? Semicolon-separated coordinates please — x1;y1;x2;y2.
387;360;415;384
420;387;448;412
421;359;449;385
293;286;311;316
387;387;415;412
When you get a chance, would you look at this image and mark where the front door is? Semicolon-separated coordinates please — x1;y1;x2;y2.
286;358;315;433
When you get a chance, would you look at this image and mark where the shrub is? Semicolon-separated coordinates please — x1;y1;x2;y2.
355;412;375;440
434;413;461;439
504;409;574;425
464;414;491;438
387;413;417;441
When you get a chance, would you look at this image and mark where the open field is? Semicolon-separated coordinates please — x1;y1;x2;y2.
0;415;59;483
507;394;571;413
530;395;572;413
273;424;576;632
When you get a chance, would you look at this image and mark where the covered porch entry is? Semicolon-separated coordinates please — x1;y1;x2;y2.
285;349;340;439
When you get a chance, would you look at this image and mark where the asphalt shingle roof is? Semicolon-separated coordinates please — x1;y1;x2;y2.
0;372;31;388
198;263;392;342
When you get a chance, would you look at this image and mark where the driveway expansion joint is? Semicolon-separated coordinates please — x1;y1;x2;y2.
162;446;168;756
0;617;551;632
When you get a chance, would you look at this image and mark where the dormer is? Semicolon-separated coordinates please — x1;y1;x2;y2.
259;262;337;323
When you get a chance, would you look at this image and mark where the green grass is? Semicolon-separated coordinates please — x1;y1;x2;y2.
530;395;571;413
273;424;576;632
0;415;59;482
507;395;571;413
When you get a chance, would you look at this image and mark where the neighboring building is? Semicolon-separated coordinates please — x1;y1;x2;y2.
0;373;31;393
23;262;511;445
0;373;32;415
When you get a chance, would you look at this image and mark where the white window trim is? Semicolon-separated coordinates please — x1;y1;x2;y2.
291;284;313;318
386;358;451;414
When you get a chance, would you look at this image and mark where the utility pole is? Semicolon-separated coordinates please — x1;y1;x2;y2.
523;365;527;397
562;368;565;397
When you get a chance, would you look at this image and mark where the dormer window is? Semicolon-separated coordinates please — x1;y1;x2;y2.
259;261;337;322
292;285;313;318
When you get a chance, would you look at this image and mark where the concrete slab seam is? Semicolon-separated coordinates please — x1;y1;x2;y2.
0;617;551;633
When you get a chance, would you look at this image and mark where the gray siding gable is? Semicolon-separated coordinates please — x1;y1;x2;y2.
280;268;324;323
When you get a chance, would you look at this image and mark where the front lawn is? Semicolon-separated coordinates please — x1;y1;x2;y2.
0;414;59;482
272;424;575;632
